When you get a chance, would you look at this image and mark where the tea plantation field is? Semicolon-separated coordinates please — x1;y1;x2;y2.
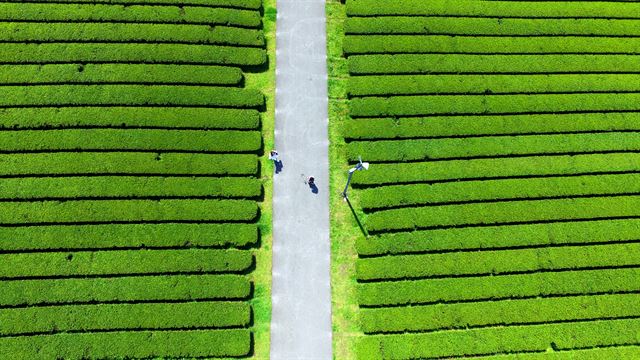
0;0;267;358
342;0;640;358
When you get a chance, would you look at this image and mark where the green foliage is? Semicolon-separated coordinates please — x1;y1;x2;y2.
348;74;640;96
352;153;640;186
367;195;640;232
0;301;250;336
356;318;640;359
0;329;251;358
0;153;258;176
349;54;640;74
0;199;258;224
0;249;253;278
346;0;640;18
357;219;640;256
0;23;264;46
0;85;264;107
0;3;262;27
360;173;640;210
0;63;243;85
348;132;640;162
0;107;260;129
0;176;261;200
1;275;251;306
361;293;640;333
7;0;263;8
356;243;640;280
345;17;640;36
349;93;640;117
344;113;640;140
0;43;266;65
358;268;640;306
0;129;261;152
344;35;640;55
0;223;258;251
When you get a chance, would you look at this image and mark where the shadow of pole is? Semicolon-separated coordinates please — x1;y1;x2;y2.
345;196;368;238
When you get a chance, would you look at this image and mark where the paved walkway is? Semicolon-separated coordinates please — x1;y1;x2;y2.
270;0;332;359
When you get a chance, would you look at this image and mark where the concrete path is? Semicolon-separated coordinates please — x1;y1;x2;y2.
270;0;332;359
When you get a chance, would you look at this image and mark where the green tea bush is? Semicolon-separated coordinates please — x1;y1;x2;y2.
347;132;640;162
0;199;258;224
1;274;251;306
352;153;640;186
347;0;640;18
0;176;262;200
0;107;260;129
0;129;262;152
0;329;251;358
0;153;259;176
0;85;264;107
0;43;266;66
360;173;640;210
367;195;640;232
0;301;250;336
6;0;263;9
344;113;640;140
0;249;253;278
356;318;640;359
357;219;640;256
0;23;264;46
361;293;640;333
0;3;261;27
356;243;640;280
345;17;640;36
344;35;640;55
358;268;640;306
349;54;640;74
0;223;258;251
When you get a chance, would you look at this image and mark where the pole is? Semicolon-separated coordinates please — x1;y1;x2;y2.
342;169;355;199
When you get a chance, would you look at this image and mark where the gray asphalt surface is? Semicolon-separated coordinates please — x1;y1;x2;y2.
270;0;332;359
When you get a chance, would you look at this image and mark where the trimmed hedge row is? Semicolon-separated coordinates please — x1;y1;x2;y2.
358;267;640;306
0;199;258;224
349;93;640;117
356;318;640;359
0;329;251;358
0;107;260;129
0;23;264;47
0;85;264;107
1;275;250;306
0;302;250;336
359;173;640;210
345;17;640;36
5;0;263;9
0;223;258;251
0;223;258;250
0;249;253;278
349;54;640;74
344;113;640;140
0;176;261;200
367;195;640;232
357;219;640;256
0;64;243;85
0;43;266;66
356;243;640;281
344;35;640;55
352;153;640;186
0;129;262;152
361;293;640;334
483;346;640;360
346;0;640;18
0;153;258;176
347;132;640;162
348;74;640;96
0;3;261;27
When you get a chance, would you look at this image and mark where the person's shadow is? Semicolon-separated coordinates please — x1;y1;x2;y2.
275;160;284;174
309;182;318;194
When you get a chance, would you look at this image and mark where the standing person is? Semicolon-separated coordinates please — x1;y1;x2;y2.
307;176;314;186
269;150;279;162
